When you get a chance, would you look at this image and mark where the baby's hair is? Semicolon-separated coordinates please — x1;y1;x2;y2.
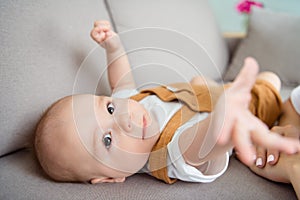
35;96;78;182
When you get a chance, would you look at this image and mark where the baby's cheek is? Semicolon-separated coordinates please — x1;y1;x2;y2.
128;100;145;112
117;136;150;154
110;144;149;173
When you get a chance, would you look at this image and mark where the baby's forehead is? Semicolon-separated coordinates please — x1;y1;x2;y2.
71;94;106;105
49;96;73;115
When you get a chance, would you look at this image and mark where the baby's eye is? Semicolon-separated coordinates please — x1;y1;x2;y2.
107;102;115;115
102;133;112;149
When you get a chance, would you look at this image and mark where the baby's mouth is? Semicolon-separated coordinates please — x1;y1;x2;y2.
142;115;147;140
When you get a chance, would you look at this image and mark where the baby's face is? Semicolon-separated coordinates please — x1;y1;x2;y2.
65;94;160;182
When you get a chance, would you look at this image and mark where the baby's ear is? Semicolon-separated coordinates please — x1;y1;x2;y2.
90;177;126;184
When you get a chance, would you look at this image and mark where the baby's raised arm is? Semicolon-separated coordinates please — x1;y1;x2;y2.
91;20;135;92
211;58;300;165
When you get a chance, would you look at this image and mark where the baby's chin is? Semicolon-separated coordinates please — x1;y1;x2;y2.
119;155;150;175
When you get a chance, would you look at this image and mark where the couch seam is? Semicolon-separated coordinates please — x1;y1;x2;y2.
104;0;118;33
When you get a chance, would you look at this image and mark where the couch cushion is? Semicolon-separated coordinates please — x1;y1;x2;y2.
106;0;229;88
0;0;111;156
0;150;296;199
224;8;300;87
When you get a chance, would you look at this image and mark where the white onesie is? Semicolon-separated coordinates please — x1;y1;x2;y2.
113;89;229;183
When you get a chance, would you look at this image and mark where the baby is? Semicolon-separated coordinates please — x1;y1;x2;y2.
35;20;300;184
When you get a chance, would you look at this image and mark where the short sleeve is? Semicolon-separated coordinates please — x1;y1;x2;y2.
291;85;300;115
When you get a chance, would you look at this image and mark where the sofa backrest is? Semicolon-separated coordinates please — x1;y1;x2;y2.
106;0;229;87
0;0;228;156
0;0;111;156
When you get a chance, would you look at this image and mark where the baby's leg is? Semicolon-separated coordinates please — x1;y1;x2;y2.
191;70;281;92
256;71;281;91
190;76;219;87
252;72;282;168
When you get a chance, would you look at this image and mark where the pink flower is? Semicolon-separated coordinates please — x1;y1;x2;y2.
236;0;264;14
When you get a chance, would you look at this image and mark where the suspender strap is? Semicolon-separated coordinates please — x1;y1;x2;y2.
148;105;195;184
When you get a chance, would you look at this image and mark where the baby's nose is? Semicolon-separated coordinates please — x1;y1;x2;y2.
115;112;132;132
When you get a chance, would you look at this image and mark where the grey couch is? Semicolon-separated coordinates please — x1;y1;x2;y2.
0;0;297;199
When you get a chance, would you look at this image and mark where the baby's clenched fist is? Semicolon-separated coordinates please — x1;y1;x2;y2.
91;20;121;52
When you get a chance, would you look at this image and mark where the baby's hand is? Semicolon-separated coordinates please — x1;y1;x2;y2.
215;57;300;166
90;20;120;52
255;125;300;168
